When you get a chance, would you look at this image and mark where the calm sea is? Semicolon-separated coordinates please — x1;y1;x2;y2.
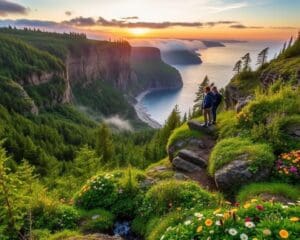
140;41;284;124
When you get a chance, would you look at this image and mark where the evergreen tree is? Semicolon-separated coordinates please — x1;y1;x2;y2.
257;47;269;67
95;123;114;164
233;60;242;74
182;113;187;124
281;42;287;54
242;53;251;71
288;36;293;48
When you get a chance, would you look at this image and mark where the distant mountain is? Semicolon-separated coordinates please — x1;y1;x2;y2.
161;49;202;65
202;40;225;48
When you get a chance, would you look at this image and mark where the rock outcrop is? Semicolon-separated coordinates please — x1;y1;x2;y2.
214;159;271;191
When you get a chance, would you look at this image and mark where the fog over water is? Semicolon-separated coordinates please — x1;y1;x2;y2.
140;41;284;124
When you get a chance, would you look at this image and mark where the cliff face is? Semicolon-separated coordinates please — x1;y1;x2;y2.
66;42;137;92
130;47;183;95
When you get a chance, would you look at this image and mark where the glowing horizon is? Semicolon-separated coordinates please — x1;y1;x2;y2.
0;0;299;41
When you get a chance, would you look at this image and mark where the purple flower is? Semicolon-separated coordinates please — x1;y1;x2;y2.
290;166;298;173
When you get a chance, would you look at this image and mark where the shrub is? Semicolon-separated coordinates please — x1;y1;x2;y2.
74;169;146;218
274;150;300;183
237;182;300;203
79;208;115;233
160;201;300;240
139;180;220;219
33;204;80;231
209;137;275;175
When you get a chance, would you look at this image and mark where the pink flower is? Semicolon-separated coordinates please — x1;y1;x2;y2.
256;205;264;211
245;217;251;222
290;166;297;173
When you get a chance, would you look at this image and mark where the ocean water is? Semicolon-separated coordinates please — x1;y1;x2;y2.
140;41;284;124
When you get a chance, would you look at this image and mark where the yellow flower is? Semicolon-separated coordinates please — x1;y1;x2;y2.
213;208;221;214
223;212;230;220
205;219;213;227
290;217;299;222
230;208;238;213
197;225;203;233
263;229;272;236
243;203;251;209
279;229;289;239
251;198;258;203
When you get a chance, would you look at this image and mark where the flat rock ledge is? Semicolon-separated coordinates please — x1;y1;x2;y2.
187;120;216;134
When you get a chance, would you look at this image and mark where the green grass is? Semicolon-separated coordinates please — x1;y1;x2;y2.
216;110;239;139
209;137;275;175
167;123;203;149
237;182;300;203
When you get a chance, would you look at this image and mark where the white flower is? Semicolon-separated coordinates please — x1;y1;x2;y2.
194;213;204;219
228;228;238;236
215;220;222;226
209;230;214;234
184;220;191;225
245;221;255;228
240;233;248;240
215;213;223;217
282;205;289;209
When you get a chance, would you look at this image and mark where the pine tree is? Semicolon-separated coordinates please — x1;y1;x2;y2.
288;36;293;48
233;60;242;74
95;123;114;164
281;42;287;54
192;75;210;117
257;47;269;67
242;53;251;71
182;113;187;124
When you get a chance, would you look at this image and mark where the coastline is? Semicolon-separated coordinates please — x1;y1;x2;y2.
134;89;162;129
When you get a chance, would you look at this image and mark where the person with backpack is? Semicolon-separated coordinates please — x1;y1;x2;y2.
201;86;214;127
211;86;223;125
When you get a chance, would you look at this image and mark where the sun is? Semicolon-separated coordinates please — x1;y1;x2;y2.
129;28;150;36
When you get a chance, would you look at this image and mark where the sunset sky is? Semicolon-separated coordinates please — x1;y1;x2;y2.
0;0;299;40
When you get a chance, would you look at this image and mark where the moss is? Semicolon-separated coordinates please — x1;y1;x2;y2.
146;211;184;240
167;123;203;149
237;182;300;203
209;137;275;175
216;110;239;139
78;208;115;233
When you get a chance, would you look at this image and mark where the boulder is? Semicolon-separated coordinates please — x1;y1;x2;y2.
215;160;271;191
178;149;207;168
235;96;253;113
172;157;202;173
187;120;216;134
287;125;300;139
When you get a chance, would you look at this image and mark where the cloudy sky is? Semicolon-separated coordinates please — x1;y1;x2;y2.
0;0;299;40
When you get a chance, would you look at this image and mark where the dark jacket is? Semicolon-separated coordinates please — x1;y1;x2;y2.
202;92;214;109
213;92;222;107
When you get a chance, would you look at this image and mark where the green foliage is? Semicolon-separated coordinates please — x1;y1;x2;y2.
209;137;275;175
0;148;36;239
237;87;300;152
167;122;203;149
47;230;81;240
78;208;115;233
216;111;239;139
139;180;220;219
237;182;300;203
281;38;300;59
74;169;145;218
32;204;80;231
96;123;114;164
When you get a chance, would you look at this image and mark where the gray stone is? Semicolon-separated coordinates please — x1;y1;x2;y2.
172;157;202;173
187;120;215;134
287;125;300;138
174;172;189;180
178;149;207;168
235;96;253;113
215;160;271;191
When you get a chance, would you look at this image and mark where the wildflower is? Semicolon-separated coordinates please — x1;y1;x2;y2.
245;217;251;222
240;233;248;240
245;221;255;228
213;208;221;214
197;225;203;233
279;229;289;239
263;229;272;236
205;219;213;227
194;212;203;219
251;198;258;203
229;228;238;236
256;205;264;211
216;213;223;217
223;212;230;220
215;220;222;226
184;220;191;225
243;203;251;209
231;208;238;213
290;217;299;222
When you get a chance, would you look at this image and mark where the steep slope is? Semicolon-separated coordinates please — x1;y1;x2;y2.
131;47;183;94
225;38;300;109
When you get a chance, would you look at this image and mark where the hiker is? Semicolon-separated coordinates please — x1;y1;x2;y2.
202;86;214;127
212;86;223;124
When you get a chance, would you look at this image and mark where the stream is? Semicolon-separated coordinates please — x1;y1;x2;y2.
113;221;140;240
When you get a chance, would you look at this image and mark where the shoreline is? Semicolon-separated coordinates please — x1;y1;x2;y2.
134;89;162;129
